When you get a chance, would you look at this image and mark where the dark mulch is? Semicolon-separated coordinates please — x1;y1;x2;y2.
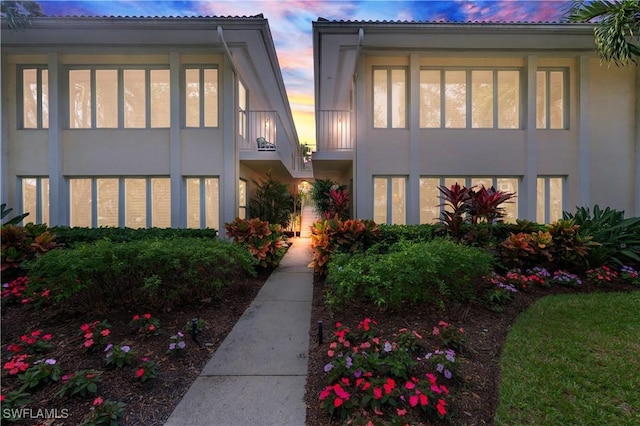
303;277;640;425
0;272;268;425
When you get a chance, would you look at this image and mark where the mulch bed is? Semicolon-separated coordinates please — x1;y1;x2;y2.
303;277;639;425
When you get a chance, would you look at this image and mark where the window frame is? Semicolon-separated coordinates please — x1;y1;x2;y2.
238;178;248;219
67;66;170;130
372;66;408;129
536;176;566;224
183;65;220;128
536;68;568;130
18;66;49;129
184;176;220;229
18;176;50;225
373;176;407;225
419;67;522;130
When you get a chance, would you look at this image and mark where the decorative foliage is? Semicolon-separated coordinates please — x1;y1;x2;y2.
130;313;159;336
1;203;29;226
104;344;137;369
225;217;287;268
249;173;295;228
80;321;112;352
56;369;102;398
79;397;126;426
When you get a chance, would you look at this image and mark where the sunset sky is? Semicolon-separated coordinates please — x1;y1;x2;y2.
39;0;574;146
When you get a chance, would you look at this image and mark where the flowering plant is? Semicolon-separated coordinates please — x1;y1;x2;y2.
1;276;28;303
503;268;547;291
79;396;126;426
423;349;458;380
486;273;518;309
80;320;112;352
135;357;160;382
130;313;159;336
620;265;640;285
586;265;618;286
18;358;62;390
551;270;583;287
3;354;30;375
9;329;53;354
104;344;136;369
56;369;102;398
167;332;186;356
432;321;466;352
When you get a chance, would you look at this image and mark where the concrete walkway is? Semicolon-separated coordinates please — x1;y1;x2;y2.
165;238;314;426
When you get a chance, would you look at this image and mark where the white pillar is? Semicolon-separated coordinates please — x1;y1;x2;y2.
221;55;237;239
354;54;367;219
47;53;67;226
169;52;183;227
523;55;538;221
577;55;591;208
408;53;420;225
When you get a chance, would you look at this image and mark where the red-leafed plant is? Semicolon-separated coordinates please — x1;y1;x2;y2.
467;185;516;225
225;218;287;268
437;183;473;242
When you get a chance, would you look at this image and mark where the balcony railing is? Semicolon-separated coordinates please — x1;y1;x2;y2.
316;110;353;151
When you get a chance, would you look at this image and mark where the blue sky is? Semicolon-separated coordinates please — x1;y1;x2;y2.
38;0;574;144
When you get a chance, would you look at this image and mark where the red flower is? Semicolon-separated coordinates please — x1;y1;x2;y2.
319;387;331;401
136;368;145;378
383;378;395;394
84;339;94;347
148;325;155;331
404;380;415;390
133;314;140;321
100;329;110;337
409;394;419;407
31;330;41;337
373;387;383;400
144;313;152;319
419;393;428;406
80;324;91;332
93;397;104;406
333;397;343;408
42;334;53;340
437;399;447;416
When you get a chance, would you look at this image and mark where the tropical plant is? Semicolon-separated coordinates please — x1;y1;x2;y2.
225;217;287;268
1;203;29;225
310;179;348;217
567;0;640;67
249;173;295;228
437;183;473;242
1;224;62;281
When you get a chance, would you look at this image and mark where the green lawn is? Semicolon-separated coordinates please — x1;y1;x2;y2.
495;291;640;425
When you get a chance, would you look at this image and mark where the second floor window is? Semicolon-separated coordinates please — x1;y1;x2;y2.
185;67;219;127
21;67;49;129
373;67;407;128
69;67;170;129
420;69;520;129
536;69;566;129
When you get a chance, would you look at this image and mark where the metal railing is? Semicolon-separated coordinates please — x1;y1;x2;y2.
316;110;353;151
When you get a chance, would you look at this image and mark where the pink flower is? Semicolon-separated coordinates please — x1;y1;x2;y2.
84;339;94;347
319;387;331;401
133;314;140;321
80;324;91;332
42;334;52;340
148;325;155;331
135;368;145;378
100;329;110;337
333;397;343;407
93;397;104;406
144;313;151;319
396;408;407;416
409;394;419;407
405;381;415;390
373;387;383;400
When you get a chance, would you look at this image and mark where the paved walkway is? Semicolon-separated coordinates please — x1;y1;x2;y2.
165;238;314;426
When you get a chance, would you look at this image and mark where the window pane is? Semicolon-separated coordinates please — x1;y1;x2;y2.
536;71;547;129
41;178;50;225
471;177;492;189
151;178;171;228
186;178;201;228
472;70;493;128
22;178;37;222
125;178;146;228
373;69;388;128
537;177;545;223
549;177;563;221
97;178;119;227
549;71;564;129
204;69;218;127
185;69;200;127
70;178;92;227
391;69;406;128
373;177;387;224
41;70;49;129
497;71;519;129
239;179;247;219
445;71;466;128
497;178;517;223
205;178;219;229
124;70;146;128
96;70;118;128
419;178;440;224
391;177;406;225
150;70;170;128
420;70;441;128
23;69;38;128
69;70;92;128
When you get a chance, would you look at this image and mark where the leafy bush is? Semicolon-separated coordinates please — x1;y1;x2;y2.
1;224;63;281
325;239;493;310
1;203;29;226
310;179;345;217
49;226;218;247
249;173;295;228
25;238;256;312
225;218;287;268
563;205;640;267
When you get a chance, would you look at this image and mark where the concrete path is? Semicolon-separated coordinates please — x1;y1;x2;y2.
165;238;314;426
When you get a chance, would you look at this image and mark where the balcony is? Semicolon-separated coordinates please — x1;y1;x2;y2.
316;110;353;151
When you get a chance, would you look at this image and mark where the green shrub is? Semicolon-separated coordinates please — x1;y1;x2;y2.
25;238;256;312
563;205;640;267
49;226;218;247
325;238;493;310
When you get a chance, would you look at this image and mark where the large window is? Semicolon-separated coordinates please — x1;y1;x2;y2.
420;176;519;224
185;67;219;127
69;177;171;228
536;69;566;129
21;67;49;129
420;69;520;129
537;176;564;224
186;177;219;229
69;67;170;129
238;80;247;139
239;179;247;219
20;177;49;225
373;67;407;128
373;177;406;225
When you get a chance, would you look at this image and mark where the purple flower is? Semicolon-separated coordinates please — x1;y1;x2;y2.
177;341;186;349
345;356;353;368
45;359;57;365
384;342;392;353
437;363;444;373
353;369;362;378
323;363;333;373
169;343;176;351
121;345;131;353
444;369;452;379
177;331;184;337
104;343;113;353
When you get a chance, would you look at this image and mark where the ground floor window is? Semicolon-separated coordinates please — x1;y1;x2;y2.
20;176;49;225
185;177;219;229
69;177;171;228
238;179;247;219
373;176;406;225
420;176;519;224
537;176;564;224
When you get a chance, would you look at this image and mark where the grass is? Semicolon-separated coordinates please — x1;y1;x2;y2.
495;291;640;425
